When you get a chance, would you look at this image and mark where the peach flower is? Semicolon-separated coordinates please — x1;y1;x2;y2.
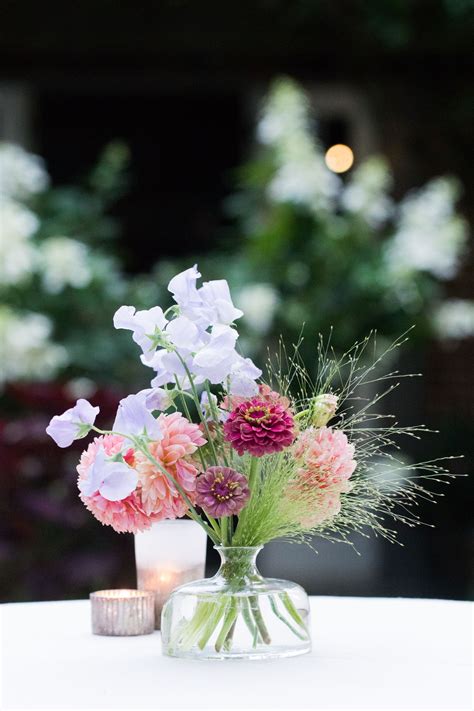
134;412;206;517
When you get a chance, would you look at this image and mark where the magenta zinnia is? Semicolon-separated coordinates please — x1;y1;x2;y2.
196;466;250;517
223;397;295;456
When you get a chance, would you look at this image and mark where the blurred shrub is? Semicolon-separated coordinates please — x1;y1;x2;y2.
159;77;472;366
0;142;157;601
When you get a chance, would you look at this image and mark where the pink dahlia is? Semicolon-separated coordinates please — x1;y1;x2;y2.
196;466;250;517
134;412;206;518
298;482;351;528
294;426;356;489
77;434;159;533
223;397;295;457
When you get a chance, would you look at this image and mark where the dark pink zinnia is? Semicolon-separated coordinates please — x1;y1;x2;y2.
195;466;250;517
223;398;295;457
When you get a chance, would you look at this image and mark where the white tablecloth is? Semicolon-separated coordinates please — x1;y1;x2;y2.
1;597;472;710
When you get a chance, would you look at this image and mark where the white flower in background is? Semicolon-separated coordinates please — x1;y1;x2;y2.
0;143;49;199
268;157;341;212
0;197;39;285
257;79;310;146
237;283;279;334
0;307;68;387
341;156;394;227
433;299;474;340
386;177;468;280
39;236;93;294
258;79;341;212
64;377;98;400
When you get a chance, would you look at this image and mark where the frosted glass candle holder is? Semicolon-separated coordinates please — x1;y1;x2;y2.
135;519;207;629
90;589;155;636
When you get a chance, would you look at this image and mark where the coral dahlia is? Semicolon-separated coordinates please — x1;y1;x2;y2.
134;412;206;517
224;397;295;457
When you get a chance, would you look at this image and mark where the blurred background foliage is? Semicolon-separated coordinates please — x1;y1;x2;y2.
1;0;473;602
156;79;473;367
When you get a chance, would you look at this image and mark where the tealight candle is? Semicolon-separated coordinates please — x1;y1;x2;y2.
90;589;155;636
135;519;207;629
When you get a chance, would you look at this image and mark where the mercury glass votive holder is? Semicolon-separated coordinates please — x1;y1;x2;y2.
135;519;207;629
90;589;155;636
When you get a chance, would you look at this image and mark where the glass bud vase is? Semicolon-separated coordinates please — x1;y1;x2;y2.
161;546;311;660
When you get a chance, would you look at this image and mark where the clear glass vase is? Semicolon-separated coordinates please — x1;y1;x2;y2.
161;546;311;660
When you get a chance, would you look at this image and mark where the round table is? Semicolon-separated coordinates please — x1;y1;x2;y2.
1;596;472;709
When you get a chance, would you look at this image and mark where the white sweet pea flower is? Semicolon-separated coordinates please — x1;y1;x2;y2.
46;399;99;448
226;354;262;397
199;280;243;325
192;325;239;384
113;392;162;440
113;305;168;361
136;387;173;411
148;351;204;390
167;265;206;324
165;315;205;351
78;445;138;502
168;266;243;328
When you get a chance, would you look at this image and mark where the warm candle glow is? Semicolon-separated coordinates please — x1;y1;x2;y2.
94;589;148;599
90;589;155;636
325;144;354;173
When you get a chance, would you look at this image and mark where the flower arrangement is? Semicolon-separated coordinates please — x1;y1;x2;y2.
47;265;457;659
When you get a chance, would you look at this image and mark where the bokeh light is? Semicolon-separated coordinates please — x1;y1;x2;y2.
325;144;354;173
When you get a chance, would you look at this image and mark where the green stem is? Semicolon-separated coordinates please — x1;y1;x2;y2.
280;591;308;630
178;358;220;466
173;377;222;540
215;597;239;653
240;597;260;647
233;457;260;544
249;595;271;644
223;616;238;652
204;381;229;467
221;516;230;546
269;595;308;640
247;456;260;493
197;599;228;650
